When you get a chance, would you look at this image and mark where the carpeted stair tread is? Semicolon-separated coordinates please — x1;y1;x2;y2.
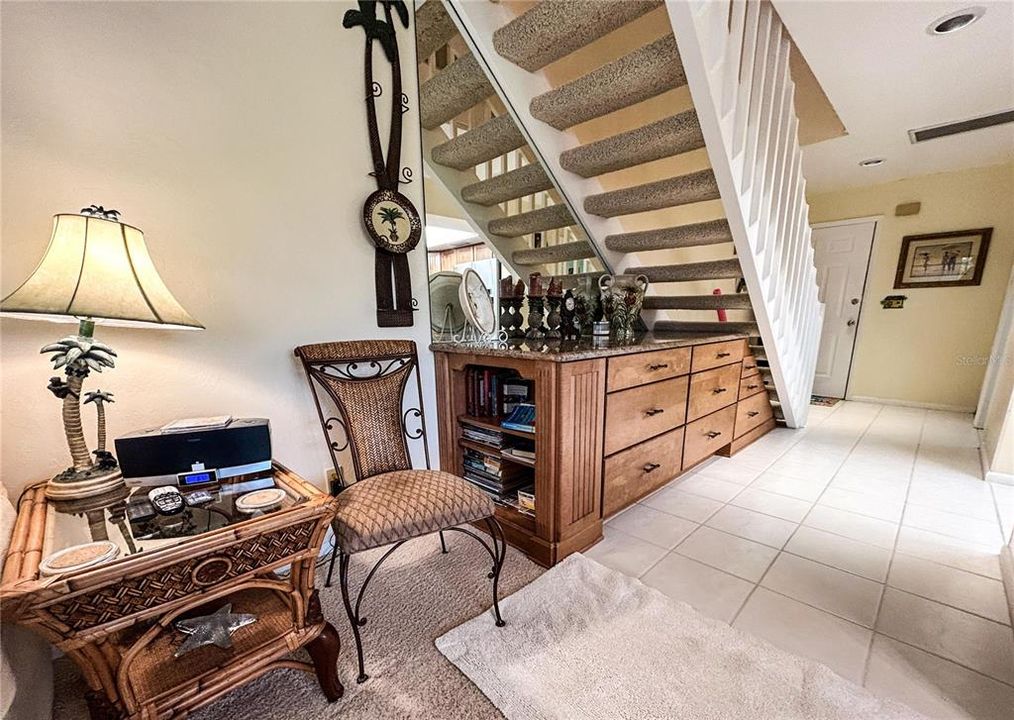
488;204;574;238
420;53;494;130
585;169;719;218
655;320;759;334
627;258;741;283
513;241;596;266
605;219;733;252
530;35;686;130
461;164;553;206
430;115;526;171
416;0;458;60
560;111;704;178
643;294;752;310
493;0;661;72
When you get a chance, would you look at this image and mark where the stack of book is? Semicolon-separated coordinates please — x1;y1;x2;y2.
462;447;527;500
465;368;532;418
462;424;503;448
502;403;536;433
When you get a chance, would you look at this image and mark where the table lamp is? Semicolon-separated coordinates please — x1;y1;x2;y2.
1;205;203;499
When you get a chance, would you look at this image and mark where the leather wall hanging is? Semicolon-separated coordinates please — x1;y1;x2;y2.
344;0;420;327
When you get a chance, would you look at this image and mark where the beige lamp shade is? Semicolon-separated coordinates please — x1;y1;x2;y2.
1;213;202;329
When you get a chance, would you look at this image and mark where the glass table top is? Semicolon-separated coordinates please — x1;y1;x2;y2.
42;473;305;570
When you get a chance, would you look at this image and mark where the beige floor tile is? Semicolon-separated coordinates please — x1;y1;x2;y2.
583;527;668;578
895;526;1002;580
907;477;998;521
705;505;797;548
692;458;764;485
673;473;744;502
761;553;884;627
876;588;1014;684
828;473;909;503
865;635;1014;720
733;587;872;683
888;553;1010;624
784;525;892;581
730;487;813;522
751;471;829;502
903;504;1004;548
818;486;905;523
641;552;754;623
640;486;723;523
606;505;698;549
803;505;898;549
766;457;841;482
674;525;778;582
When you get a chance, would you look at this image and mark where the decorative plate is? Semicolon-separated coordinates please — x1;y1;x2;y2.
459;268;496;335
235;488;286;514
362;189;422;254
428;271;465;334
40;540;120;577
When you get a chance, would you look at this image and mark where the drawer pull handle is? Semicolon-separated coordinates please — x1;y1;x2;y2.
744;364;756;370
643;462;661;473
747;411;760;417
648;363;670;371
712;387;728;394
644;408;665;417
705;431;723;439
747;384;759;390
717;351;732;358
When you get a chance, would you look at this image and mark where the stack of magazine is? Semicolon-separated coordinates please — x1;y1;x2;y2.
462;424;503;448
501;403;535;433
462;447;527;499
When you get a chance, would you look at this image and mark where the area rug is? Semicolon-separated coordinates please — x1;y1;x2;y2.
811;395;841;407
437;554;926;720
52;531;544;720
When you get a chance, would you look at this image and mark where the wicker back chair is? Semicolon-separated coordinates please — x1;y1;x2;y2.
295;339;506;684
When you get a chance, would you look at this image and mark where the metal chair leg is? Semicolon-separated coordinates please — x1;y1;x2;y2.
324;536;339;588
338;553;369;683
439;530;448;554
484;517;507;627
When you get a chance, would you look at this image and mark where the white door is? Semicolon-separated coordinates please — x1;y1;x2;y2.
812;220;876;398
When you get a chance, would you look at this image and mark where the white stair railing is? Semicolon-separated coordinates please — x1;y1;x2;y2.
666;0;823;428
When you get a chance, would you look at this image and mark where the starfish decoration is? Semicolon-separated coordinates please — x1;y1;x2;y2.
173;604;257;657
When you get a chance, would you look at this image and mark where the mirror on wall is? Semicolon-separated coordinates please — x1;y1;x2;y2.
416;9;603;342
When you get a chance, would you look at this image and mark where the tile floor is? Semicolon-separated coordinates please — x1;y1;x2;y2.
585;401;1014;719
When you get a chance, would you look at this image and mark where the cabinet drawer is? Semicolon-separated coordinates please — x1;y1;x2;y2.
603;428;684;517
688;363;741;422
691;339;746;372
741;355;760;377
604;377;688;456
607;347;691;392
735;391;774;438
683;405;736;468
739;374;765;399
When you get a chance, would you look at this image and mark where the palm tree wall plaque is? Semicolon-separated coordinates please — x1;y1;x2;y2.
344;0;421;327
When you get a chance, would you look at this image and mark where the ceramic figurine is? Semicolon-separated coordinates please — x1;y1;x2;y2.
560;290;580;340
600;273;649;341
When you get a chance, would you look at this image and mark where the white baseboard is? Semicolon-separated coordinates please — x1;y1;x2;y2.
847;396;976;413
986;470;1014;487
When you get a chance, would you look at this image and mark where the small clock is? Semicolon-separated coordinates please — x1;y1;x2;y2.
363;189;421;254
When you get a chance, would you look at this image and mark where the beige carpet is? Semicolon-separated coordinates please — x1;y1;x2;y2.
437;554;927;720
53;531;544;720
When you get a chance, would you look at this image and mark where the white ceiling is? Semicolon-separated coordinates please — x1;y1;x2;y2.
776;0;1014;194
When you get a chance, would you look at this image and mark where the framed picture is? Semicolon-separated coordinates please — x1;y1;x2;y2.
893;228;992;289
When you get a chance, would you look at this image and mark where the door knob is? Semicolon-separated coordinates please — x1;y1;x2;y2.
850;298;860;305
847;319;856;327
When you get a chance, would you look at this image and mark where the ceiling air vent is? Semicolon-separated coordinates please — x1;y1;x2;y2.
909;109;1014;143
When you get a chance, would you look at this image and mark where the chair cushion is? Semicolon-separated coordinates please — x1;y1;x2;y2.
333;469;495;553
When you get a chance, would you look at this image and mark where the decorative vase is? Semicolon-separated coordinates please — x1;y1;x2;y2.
568;273;602;336
600;273;649;341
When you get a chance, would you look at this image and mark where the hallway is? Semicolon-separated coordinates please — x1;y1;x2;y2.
587;401;1014;719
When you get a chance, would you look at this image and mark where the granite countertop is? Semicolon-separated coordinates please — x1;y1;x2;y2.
429;331;746;363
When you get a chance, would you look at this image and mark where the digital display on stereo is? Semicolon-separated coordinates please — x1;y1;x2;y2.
177;469;219;487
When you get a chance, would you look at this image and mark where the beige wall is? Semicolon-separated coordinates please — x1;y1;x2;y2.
808;162;1014;411
1;3;431;716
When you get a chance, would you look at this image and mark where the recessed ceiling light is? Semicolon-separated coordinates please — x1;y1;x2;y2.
928;7;985;35
859;158;885;168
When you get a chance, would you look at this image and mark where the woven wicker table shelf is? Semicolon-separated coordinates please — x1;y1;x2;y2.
1;462;342;720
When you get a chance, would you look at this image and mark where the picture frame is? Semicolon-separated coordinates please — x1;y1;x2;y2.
893;228;992;289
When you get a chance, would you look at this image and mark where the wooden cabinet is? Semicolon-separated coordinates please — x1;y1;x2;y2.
432;335;774;566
